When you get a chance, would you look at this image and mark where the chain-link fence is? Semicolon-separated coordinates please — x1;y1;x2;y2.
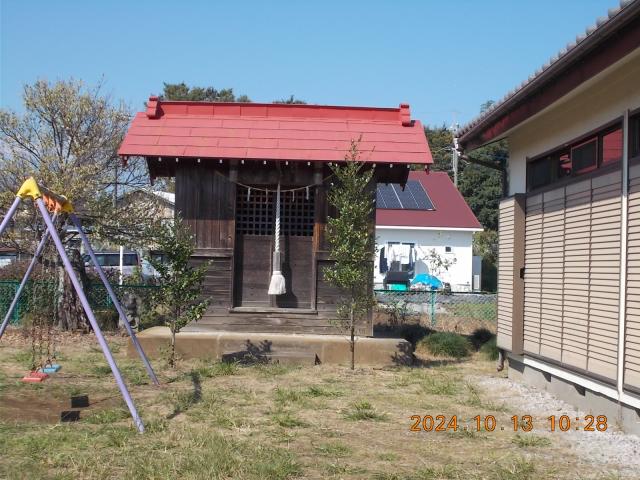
0;281;159;326
375;289;497;333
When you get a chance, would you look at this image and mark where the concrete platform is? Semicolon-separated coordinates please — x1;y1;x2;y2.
128;327;413;366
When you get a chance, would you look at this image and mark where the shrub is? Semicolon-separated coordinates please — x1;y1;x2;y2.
470;327;495;350
420;332;471;359
94;309;119;330
480;336;499;361
0;260;48;281
399;323;432;346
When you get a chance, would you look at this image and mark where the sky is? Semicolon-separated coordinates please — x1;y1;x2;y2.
0;0;622;128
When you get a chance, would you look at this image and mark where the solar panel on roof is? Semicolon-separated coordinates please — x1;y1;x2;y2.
376;180;434;211
407;180;434;210
392;184;419;209
377;183;402;209
376;188;387;208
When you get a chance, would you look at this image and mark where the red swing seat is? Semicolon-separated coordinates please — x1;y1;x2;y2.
21;371;49;383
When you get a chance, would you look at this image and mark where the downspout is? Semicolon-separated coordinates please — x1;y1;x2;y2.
617;110;630;398
497;350;505;372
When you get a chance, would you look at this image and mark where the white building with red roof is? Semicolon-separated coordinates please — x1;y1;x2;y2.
375;171;483;292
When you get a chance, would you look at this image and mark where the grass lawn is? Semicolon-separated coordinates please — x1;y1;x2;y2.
0;328;630;479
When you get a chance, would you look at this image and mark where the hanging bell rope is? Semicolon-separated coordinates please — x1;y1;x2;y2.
268;182;286;296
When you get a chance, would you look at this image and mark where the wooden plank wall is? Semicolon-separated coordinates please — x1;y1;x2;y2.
174;161;375;336
175;163;235;250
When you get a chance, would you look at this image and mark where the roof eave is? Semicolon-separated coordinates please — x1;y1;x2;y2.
458;0;640;151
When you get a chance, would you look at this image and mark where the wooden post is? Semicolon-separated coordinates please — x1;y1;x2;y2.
311;163;324;310
497;194;525;355
229;160;238;308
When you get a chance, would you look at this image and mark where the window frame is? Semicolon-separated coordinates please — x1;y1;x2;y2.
630;110;640;163
526;117;623;192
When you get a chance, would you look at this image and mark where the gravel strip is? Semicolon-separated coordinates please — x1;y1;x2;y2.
471;374;640;476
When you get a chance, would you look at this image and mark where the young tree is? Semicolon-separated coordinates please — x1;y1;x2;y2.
325;141;376;370
0;79;161;330
425;248;457;278
147;218;209;367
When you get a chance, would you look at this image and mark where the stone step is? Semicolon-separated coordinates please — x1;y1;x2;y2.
129;327;413;367
221;349;319;366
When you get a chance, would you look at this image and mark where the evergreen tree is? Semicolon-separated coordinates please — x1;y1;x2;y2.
325;141;375;370
160;82;251;102
147;218;209;367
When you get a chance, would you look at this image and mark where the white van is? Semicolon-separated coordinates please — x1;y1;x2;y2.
83;251;140;277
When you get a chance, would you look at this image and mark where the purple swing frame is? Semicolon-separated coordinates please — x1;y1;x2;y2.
0;180;158;433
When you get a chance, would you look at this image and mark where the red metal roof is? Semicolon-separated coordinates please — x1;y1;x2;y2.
118;97;432;164
376;171;482;230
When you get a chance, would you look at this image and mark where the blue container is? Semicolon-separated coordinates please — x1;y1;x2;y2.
41;364;61;373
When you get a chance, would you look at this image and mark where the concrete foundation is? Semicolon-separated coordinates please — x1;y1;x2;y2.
129;327;413;366
508;354;640;435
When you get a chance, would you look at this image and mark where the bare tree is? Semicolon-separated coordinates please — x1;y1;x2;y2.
0;79;162;330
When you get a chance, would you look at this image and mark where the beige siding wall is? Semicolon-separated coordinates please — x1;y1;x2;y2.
497;198;515;350
520;172;621;381
563;180;591;370
626;164;640;389
590;172;622;379
523;194;542;354
496;49;640;393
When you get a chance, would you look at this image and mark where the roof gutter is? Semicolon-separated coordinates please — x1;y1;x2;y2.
455;137;509;197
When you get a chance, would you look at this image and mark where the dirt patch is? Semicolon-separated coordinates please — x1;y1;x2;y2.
0;386;123;424
1;326;126;349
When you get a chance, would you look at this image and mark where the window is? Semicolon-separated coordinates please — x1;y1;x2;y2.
122;254;139;266
601;127;623;164
631;114;640;160
445;246;452;253
571;138;597;174
88;253;139;267
235;186;315;236
0;253;17;268
557;152;572;179
150;251;167;265
527;121;623;191
528;156;553;190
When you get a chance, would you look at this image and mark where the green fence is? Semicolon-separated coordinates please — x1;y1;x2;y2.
0;281;20;324
375;289;497;331
0;280;159;325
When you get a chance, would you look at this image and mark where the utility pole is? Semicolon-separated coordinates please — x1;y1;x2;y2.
449;117;460;187
451;137;459;187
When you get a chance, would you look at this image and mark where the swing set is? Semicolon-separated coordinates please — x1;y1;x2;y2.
0;177;158;433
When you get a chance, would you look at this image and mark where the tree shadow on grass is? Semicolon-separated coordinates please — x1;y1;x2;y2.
222;340;273;365
391;341;415;366
167;371;202;420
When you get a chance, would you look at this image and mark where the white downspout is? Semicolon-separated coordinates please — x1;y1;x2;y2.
617;110;630;398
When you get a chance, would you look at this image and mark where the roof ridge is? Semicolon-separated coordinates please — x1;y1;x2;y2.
148;96;406;112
